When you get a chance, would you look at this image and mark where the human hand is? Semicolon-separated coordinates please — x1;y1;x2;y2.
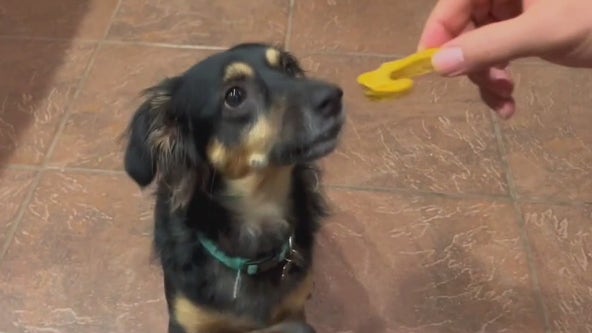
418;0;592;118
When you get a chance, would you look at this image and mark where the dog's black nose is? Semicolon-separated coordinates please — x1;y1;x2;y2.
312;85;343;116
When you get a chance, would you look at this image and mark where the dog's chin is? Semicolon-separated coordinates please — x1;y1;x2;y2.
292;136;339;163
271;123;343;165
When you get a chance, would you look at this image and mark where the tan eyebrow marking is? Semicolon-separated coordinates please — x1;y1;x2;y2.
224;62;254;81
265;48;281;67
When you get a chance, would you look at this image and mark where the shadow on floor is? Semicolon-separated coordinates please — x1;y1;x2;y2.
309;228;548;333
0;1;93;171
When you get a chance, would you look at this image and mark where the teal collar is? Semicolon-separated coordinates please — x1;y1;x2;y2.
198;234;293;275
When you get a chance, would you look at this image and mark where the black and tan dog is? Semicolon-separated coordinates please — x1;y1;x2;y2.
123;43;344;333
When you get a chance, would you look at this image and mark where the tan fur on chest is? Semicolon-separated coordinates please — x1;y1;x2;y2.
225;167;293;231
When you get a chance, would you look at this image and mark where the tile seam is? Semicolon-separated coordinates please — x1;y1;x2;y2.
284;0;295;50
490;111;551;331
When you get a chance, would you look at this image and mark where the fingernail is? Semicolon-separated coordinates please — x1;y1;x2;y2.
432;47;465;76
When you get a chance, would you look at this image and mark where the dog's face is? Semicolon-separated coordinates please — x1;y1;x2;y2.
124;43;344;207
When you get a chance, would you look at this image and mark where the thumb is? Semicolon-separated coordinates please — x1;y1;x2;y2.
431;13;546;75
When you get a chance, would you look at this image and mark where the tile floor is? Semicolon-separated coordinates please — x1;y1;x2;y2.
0;1;591;332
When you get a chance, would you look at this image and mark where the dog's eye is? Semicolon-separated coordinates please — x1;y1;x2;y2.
224;87;246;108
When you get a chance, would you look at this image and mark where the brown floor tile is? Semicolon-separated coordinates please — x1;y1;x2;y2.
298;54;507;195
0;0;119;39
107;0;289;47
0;40;95;166
0;169;37;248
49;44;212;170
522;203;592;333
290;0;436;54
0;171;165;333
501;62;592;202
308;189;544;333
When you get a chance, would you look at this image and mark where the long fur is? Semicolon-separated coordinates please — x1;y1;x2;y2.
123;43;343;333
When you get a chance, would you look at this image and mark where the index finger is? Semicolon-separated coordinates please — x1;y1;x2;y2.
417;0;475;50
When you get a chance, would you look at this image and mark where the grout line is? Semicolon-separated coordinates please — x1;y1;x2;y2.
0;169;42;263
0;33;550;66
516;196;592;207
3;165;589;205
43;166;126;175
326;184;511;201
102;0;124;39
4;164;124;175
0;33;398;57
284;0;295;51
0;35;98;43
306;50;407;59
490;111;551;331
327;183;592;206
102;39;228;51
0;33;545;64
43;46;102;163
0;34;552;66
4;164;40;171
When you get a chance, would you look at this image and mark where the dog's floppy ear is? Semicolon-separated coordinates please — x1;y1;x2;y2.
124;77;202;208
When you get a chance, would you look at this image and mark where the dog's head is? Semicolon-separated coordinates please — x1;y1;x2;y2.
123;43;344;208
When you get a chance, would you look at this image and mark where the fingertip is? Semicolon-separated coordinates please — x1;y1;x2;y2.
469;67;514;98
479;89;516;119
488;67;515;98
497;99;516;119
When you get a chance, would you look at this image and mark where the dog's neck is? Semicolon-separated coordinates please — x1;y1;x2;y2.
217;166;294;258
225;166;292;205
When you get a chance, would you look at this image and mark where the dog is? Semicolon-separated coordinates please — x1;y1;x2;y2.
123;43;344;333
